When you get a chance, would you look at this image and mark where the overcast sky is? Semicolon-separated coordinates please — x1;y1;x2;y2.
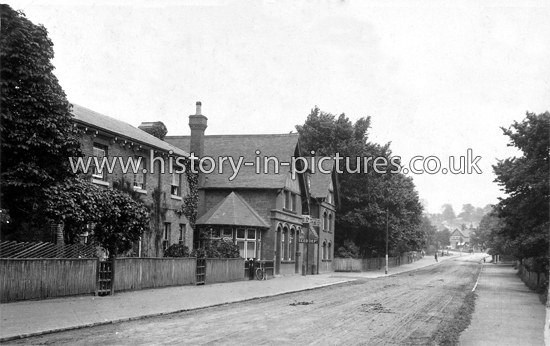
6;0;549;214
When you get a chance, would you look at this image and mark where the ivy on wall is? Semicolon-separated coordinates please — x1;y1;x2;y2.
177;157;199;230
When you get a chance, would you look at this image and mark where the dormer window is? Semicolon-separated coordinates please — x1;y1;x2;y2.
284;190;297;212
327;190;334;205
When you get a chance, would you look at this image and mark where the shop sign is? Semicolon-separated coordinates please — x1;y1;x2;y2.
298;238;318;244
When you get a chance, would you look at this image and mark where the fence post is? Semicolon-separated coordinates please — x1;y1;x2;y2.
95;257;100;296
110;258;115;296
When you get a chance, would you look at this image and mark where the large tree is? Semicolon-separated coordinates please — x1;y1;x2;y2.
0;6;151;257
0;5;82;240
441;204;456;221
458;203;475;222
296;106;424;256
492;112;549;262
471;212;503;252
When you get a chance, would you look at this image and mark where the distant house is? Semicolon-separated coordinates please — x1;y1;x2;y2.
71;104;195;257
165;102;339;275
449;228;470;249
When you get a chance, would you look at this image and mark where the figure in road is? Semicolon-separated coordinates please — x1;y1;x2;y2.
435;252;438;262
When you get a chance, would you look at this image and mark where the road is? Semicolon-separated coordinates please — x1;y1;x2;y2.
3;255;483;346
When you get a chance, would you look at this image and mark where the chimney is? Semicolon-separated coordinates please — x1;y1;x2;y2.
189;101;208;158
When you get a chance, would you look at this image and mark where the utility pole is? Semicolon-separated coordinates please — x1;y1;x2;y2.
385;208;389;275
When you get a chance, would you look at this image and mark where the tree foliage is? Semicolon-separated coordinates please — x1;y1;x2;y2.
0;5;83;238
470;211;502;252
492;112;549;263
192;238;240;259
140;121;168;141
296;106;424;257
92;188;150;257
435;228;451;248
163;244;191;258
419;215;437;248
0;6;151;258
441;204;456;221
458;204;475;222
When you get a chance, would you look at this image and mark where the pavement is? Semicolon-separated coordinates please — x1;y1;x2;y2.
459;262;547;346
0;252;543;344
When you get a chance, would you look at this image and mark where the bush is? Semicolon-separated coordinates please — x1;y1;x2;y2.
192;238;240;259
164;244;190;258
335;240;359;258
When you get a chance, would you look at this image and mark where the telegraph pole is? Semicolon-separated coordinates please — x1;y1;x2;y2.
385;208;389;275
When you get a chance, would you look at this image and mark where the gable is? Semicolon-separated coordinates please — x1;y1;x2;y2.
196;192;270;228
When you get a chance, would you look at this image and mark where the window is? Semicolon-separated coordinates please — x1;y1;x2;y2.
236;228;259;259
328;214;333;233
133;156;146;190
284;190;297;212
284;191;291;210
222;228;233;238
322;240;327;260
92;144;107;180
163;223;171;251
328;242;332;260
323;212;328;232
179;224;186;244
211;227;221;238
283;228;289;260
171;171;181;196
289;229;295;261
280;230;286;260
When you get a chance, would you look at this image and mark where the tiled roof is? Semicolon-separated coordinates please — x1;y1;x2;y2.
450;228;470;238
309;157;335;199
196;192;270;228
71;104;189;157
165;134;300;189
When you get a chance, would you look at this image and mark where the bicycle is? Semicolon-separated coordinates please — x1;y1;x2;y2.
255;261;268;281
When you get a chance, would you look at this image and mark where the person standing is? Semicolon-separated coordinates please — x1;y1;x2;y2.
435;252;438;262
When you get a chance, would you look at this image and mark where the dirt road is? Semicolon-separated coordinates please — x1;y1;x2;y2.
3;256;482;346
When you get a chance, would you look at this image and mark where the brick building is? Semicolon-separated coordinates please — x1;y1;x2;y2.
308;158;339;273
166;102;339;275
71;104;195;257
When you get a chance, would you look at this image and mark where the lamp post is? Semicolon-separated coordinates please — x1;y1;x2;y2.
385;208;389;275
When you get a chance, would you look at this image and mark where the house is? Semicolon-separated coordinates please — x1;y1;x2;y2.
165;102;339;275
71;104;195;257
308;158;339;273
449;228;470;249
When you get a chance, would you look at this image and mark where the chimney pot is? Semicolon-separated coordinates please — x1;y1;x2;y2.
196;101;202;115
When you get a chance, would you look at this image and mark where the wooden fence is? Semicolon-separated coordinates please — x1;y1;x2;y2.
0;258;97;302
0;257;245;303
205;258;245;284
333;254;419;272
517;261;548;290
115;258;197;291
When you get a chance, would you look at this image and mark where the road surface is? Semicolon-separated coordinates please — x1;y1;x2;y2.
3;255;483;346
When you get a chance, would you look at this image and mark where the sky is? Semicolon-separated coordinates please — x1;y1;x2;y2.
5;0;549;214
